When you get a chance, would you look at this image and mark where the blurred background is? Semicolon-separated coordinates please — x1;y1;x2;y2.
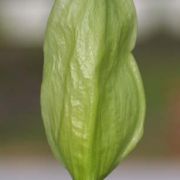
0;0;180;179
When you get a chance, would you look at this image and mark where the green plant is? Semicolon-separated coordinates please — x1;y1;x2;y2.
41;0;146;179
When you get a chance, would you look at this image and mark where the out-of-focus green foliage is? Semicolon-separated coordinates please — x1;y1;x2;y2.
41;0;145;179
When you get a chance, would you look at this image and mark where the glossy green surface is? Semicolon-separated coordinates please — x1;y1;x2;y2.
41;0;146;179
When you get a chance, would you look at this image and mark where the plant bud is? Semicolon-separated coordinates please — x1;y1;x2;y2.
41;0;146;179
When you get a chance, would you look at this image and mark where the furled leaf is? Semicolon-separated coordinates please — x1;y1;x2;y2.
41;0;146;179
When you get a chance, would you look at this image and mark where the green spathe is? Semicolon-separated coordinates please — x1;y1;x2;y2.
41;0;146;179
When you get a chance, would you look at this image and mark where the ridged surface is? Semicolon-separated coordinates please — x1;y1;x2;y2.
41;0;146;179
